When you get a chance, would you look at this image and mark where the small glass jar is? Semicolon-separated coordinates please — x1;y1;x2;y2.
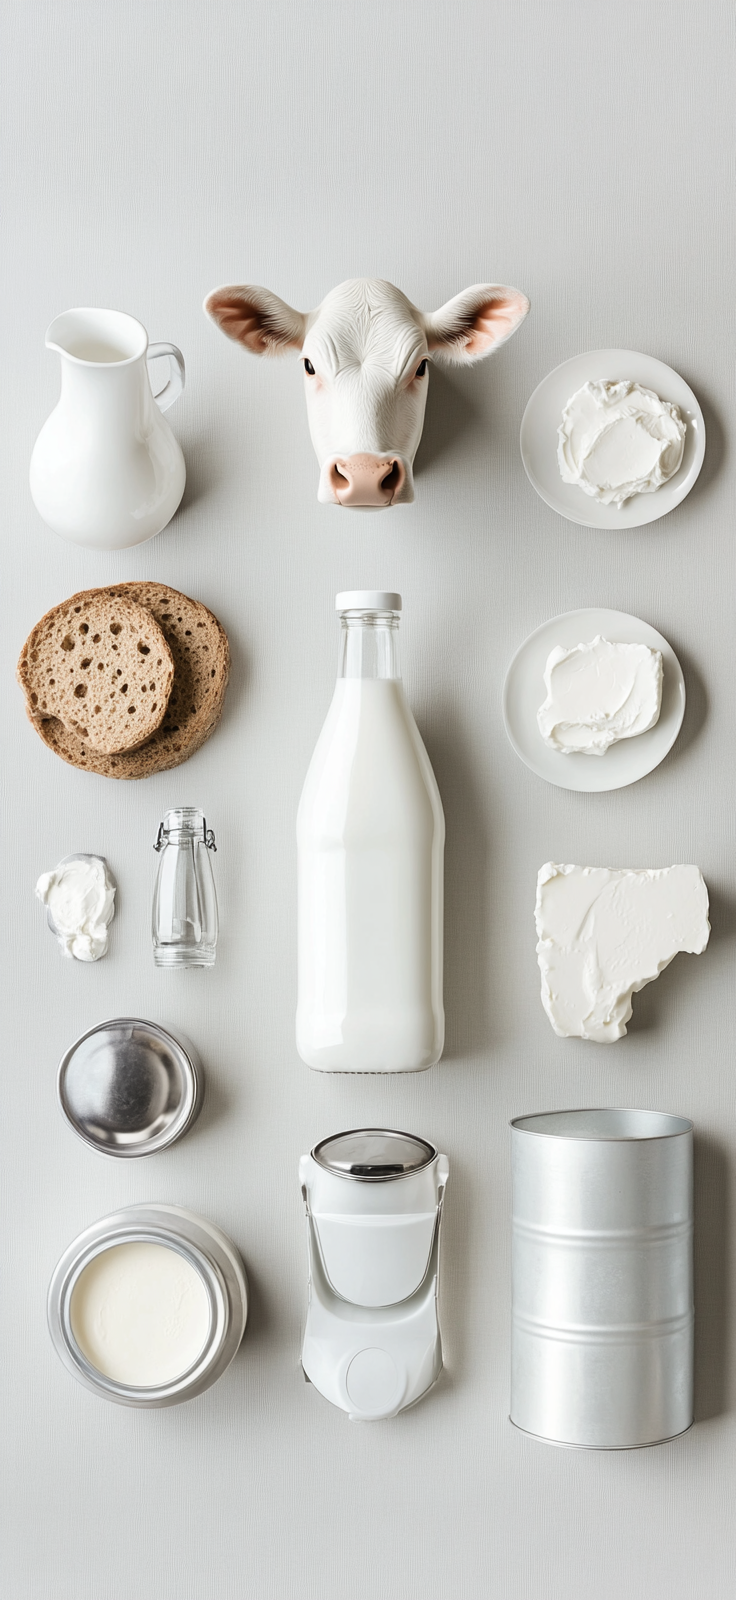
47;1204;248;1408
152;807;218;968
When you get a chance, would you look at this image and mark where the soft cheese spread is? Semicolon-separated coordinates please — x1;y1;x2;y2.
557;380;686;506
36;854;116;961
535;863;709;1042
537;636;663;755
70;1241;210;1387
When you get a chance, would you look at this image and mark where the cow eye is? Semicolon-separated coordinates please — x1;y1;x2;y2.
415;358;427;378
303;358;315;376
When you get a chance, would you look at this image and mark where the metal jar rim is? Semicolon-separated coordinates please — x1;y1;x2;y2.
312;1127;438;1181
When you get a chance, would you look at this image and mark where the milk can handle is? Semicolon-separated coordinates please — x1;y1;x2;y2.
147;342;185;412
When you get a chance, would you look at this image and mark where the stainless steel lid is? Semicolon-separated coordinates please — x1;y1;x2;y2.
312;1127;437;1181
57;1018;203;1158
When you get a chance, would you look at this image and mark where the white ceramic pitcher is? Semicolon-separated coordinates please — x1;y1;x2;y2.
30;307;186;550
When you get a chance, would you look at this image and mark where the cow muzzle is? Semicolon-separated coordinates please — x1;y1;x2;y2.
321;453;410;508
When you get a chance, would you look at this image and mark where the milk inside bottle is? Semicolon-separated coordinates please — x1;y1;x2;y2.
297;592;445;1073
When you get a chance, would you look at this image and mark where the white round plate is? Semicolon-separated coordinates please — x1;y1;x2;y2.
502;608;686;792
520;350;705;528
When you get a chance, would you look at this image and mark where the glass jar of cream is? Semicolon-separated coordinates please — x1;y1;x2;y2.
48;1204;248;1407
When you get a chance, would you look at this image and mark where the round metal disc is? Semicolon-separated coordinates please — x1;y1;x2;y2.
57;1018;203;1158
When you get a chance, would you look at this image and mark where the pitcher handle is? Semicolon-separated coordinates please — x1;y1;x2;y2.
147;342;185;412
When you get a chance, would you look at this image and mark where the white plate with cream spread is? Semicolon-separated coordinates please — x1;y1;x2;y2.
502;607;686;791
520;350;705;528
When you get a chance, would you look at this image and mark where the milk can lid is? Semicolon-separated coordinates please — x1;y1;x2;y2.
312;1127;437;1181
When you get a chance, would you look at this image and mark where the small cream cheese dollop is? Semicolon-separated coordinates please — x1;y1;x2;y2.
558;380;686;506
537;636;663;755
36;854;116;961
535;863;710;1043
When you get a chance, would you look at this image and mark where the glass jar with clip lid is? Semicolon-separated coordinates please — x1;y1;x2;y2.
152;807;218;968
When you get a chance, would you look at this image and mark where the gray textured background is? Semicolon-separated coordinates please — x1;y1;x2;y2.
2;2;735;1596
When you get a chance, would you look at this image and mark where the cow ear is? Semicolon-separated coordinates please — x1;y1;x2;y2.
422;284;529;366
204;285;308;356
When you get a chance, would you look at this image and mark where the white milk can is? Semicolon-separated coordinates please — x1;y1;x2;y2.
300;1128;449;1419
30;306;186;549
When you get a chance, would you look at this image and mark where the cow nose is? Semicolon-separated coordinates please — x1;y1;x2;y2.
329;454;406;507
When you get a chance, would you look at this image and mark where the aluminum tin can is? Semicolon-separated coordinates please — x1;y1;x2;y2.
510;1108;693;1450
48;1204;248;1407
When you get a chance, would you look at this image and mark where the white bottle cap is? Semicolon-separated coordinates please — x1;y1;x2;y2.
335;591;402;612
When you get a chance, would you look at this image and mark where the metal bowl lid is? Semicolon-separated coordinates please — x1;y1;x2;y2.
312;1127;437;1181
57;1018;203;1158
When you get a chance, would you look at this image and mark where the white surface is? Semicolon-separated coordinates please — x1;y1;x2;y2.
520;350;705;526
534;863;711;1043
297;677;444;1071
504;608;685;790
2;2;735;1597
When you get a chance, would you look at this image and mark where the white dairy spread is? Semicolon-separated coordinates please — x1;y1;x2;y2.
537;636;663;755
535;863;710;1042
70;1241;211;1387
35;854;115;961
557;380;686;506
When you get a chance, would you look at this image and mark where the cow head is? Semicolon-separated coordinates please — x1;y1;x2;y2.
204;277;529;508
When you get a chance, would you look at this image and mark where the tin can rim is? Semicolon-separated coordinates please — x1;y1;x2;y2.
510;1107;693;1141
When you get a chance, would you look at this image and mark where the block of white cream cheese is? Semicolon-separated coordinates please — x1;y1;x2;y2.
535;863;710;1042
537;636;663;755
557;380;686;506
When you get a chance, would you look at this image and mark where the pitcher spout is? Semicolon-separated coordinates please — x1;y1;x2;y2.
45;307;148;367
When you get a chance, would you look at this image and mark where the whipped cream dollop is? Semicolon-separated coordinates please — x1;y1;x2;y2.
558;380;686;506
36;854;116;961
537;636;663;755
535;863;710;1043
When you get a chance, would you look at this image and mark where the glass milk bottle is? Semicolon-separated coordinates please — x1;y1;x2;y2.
297;592;444;1073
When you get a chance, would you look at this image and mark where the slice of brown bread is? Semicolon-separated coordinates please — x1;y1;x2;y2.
25;583;230;779
17;591;174;754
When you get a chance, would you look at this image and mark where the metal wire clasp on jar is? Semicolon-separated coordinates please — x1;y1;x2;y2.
510;1108;693;1450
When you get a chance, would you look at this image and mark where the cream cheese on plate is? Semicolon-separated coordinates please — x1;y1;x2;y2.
557;380;686;506
36;853;116;961
535;863;710;1042
537;636;663;755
